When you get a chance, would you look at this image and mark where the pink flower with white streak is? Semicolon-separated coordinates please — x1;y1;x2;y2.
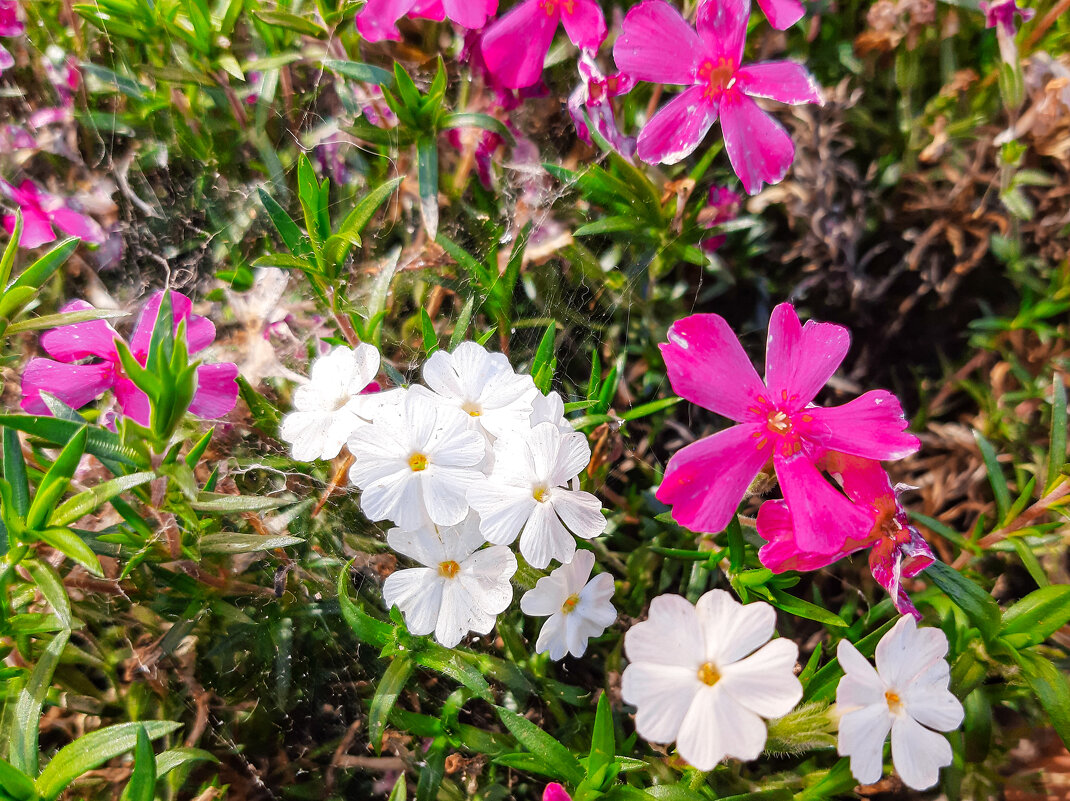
356;0;496;43
21;291;239;426
481;0;607;89
757;452;935;618
568;55;636;157
614;0;822;194
656;303;920;550
979;0;1034;36
1;179;106;249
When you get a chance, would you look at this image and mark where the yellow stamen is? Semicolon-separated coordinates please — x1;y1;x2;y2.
561;594;580;614
697;662;721;686
409;453;429;472
885;690;902;713
533;487;549;503
438;560;460;578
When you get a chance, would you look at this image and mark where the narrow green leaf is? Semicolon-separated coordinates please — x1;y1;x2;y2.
411;647;492;701
322;59;394;86
449;296;476;351
0;210;22;288
3;427;29;517
199;533;304;554
0;415;144;467
387;773;406;801
35;527;103;576
416;137;439;238
531;323;557;393
370;656;414;752
11;630;70;776
26;560;72;628
763;587;849;629
154;747;217;777
5;308;128;335
926;560;1000;641
495;707;584;785
1048;376;1067;493
974;431;1011;522
588;693;615;776
420;308;438;354
337;561;394;648
49;472;155;528
336;177;402;246
621;397;682;422
257;188;309;256
0;758;35;801
415;738;446;801
440;112;515;144
1000;584;1070;648
11;238;80;291
119;726;156;801
1014;650;1070;749
26;427;88;531
253;9;327;37
189;492;286;512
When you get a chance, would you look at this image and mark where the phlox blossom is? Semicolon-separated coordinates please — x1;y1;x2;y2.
356;0;496;43
2;178;106;249
699;186;742;253
543;784;571;801
468;421;606;568
757;452;935;619
836;615;964;790
279;344;382;462
530;389;573;433
21;292;239;425
481;0;607;89
613;0;822;194
622;590;802;770
347;389;486;529
979;0;1034;36
520;549;616;659
656;303;919;553
568;55;636;157
382;516;517;648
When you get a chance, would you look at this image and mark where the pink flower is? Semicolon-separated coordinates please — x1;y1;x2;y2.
543;784;572;801
699;185;742;252
613;0;821;194
446;127;505;189
356;0;496;43
656;303;920;550
1;179;106;249
757;453;935;619
21;291;239;426
0;0;24;37
756;0;806;30
568;55;636;157
0;42;12;74
481;0;607;89
979;0;1034;36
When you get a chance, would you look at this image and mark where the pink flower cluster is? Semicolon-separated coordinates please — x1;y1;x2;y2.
657;303;933;617
0;0;23;75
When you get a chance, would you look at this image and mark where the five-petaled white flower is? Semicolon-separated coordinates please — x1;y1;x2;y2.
621;590;802;771
382;516;517;648
347;389;486;529
520;549;616;660
836;615;964;790
413;341;537;440
467;421;606;568
279;344;381;461
529;389;573;433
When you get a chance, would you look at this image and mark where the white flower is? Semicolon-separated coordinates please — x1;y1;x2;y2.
836;615;964;790
520;550;616;660
347;389;486;529
414;341;536;439
467;422;606;569
383;516;517;648
279;344;381;461
529;389;573;433
621;590;802;771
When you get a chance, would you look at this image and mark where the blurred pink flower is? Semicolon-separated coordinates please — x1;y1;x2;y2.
699;185;742;252
568;54;636;156
482;0;607;89
356;0;496;43
0;0;24;37
21;291;239;426
446;127;504;189
0;43;12;74
656;303;920;548
755;0;806;30
1;179;106;249
979;0;1034;36
757;453;934;619
543;784;572;801
614;0;821;194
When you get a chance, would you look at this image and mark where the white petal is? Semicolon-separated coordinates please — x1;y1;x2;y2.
549;489;606;539
535;612;569;660
424;467;477;526
890;714;952;791
621;662;699;743
468;483;535;545
435;581;479;647
720;638;802;718
624;594;704;668
386;526;451;567
279;411;334;461
347;342;382;392
695;590;776;665
576;573;617;629
360;470;425;528
519;502;575;569
429;426;486;468
422;347;468;400
562;549;596;591
526;422;565;481
565;613;598;657
677;686;767;770
836;639;885;711
902;671;963;732
837;703;892;785
324;411;367;458
383;568;441;637
553;429;593;484
460;546;517;615
875;616;949;688
521;573;570;617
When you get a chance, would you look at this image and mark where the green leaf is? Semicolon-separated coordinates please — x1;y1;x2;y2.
411;647;492;701
154;748;217;777
439;112;515;144
49;472;155;528
1048;376;1067;493
588;693;615;777
337;561;393;648
189;492;286;512
573;216;641;237
370;655;414;752
35;721;182;801
0;758;35;801
198;532;304;554
26;560;72;629
495;707;584;785
415;738;446;801
926;560;1000;641
531;323;557;394
760;587;849;629
10;238;79;291
387;773;406;801
420;308;438;354
1000;585;1070;648
11;630;70;776
1014;650;1070;749
974;431;1011;522
0;210;22;288
322;59;394;86
296;154;327;251
253;9;327;37
621;397;682;422
0;286;37;322
335;177;402;246
449;296;476;351
416;136;439;238
34;527;103;576
3;427;30;517
5;308;128;335
119;727;155;801
0;415;143;468
258;188;310;256
26;427;88;531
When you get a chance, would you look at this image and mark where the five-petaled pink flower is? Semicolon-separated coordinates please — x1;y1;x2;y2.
481;0;607;89
356;0;497;43
656;303;920;551
1;179;106;250
757;452;935;618
979;0;1034;36
614;0;822;194
699;185;742;252
21;291;239;426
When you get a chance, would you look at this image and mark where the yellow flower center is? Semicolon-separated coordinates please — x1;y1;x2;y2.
438;560;461;578
561;594;580;614
409;453;429;472
533;486;549;503
697;662;721;686
462;402;482;417
885;690;903;713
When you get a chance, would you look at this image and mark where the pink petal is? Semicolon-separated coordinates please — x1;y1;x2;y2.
188;362;240;419
719;90;795;195
480;0;559;89
560;0;606;52
130;291;215;357
660;313;767;422
114;377;152;426
756;0;805;30
764;303;850;408
409;0;445;21
39;300;121;362
636;84;718;165
0;43;12;73
736;61;822;105
49;207;106;245
5;208;56;249
756;499;850;572
441;0;495;28
656;423;771;534
798;390;920;461
543;784;572;801
775;452;875;553
613;0;702;85
20;360;116;415
356;0;416;42
822;452;893;508
697;0;749;66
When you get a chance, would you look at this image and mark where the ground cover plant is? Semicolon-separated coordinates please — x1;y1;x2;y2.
0;0;1068;799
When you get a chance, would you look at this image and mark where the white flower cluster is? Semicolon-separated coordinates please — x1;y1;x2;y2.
280;341;616;652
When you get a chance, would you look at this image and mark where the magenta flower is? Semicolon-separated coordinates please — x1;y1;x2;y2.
756;0;806;30
613;0;821;194
568;55;636;157
0;0;24;37
543;784;572;801
656;303;920;551
481;0;607;89
757;453;935;619
21;291;239;426
0;43;12;74
356;0;497;43
699;185;742;252
1;179;106;250
979;0;1034;36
